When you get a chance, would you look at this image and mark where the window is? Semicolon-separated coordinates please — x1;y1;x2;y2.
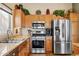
0;7;12;35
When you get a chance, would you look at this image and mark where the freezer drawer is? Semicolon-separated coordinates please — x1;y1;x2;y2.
65;42;71;54
54;42;72;54
54;43;61;54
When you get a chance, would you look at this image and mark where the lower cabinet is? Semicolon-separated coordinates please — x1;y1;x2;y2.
73;45;79;55
6;48;18;56
26;38;30;56
18;40;27;56
18;38;30;56
45;36;52;53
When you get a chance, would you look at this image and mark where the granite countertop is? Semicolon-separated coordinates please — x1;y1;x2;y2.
0;35;30;56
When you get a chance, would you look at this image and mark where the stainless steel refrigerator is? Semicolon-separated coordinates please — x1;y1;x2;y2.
53;19;72;54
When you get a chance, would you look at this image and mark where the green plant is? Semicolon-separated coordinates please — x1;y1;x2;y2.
18;4;30;15
19;4;23;10
23;8;30;15
53;10;65;17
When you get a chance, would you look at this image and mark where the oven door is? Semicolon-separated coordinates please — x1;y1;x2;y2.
32;40;44;48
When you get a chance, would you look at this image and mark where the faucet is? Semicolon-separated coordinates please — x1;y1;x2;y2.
6;29;13;42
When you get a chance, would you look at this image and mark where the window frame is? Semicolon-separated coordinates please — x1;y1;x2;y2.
0;3;12;35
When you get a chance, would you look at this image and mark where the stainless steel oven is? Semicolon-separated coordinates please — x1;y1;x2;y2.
32;40;44;48
32;21;45;53
32;36;45;53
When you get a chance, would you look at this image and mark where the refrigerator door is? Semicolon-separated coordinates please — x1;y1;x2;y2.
54;19;71;54
65;20;71;42
54;20;60;42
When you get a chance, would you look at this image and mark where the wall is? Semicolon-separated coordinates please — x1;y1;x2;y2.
73;3;79;13
5;3;72;14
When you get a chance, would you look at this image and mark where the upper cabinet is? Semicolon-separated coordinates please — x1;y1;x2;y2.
70;13;78;21
25;15;32;28
13;9;25;28
13;5;78;29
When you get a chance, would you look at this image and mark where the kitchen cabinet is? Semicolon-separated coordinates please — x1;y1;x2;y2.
44;15;52;28
21;10;25;27
45;36;52;53
73;44;79;55
13;9;25;28
13;8;67;28
18;40;27;56
38;15;45;21
26;38;31;56
25;15;32;28
70;13;78;21
72;21;78;35
70;13;79;43
24;15;53;28
25;15;46;28
6;47;18;56
18;38;30;56
72;35;78;43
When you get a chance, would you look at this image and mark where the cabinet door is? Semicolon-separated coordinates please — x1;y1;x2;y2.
45;15;52;28
18;44;23;56
6;49;18;56
72;21;78;35
18;41;26;56
73;45;79;55
21;12;25;27
70;13;78;21
45;36;52;53
13;9;22;28
25;15;32;28
72;35;78;43
71;21;79;43
26;38;30;56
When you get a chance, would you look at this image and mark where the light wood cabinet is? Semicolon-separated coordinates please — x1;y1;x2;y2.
70;13;79;43
13;9;25;28
72;21;78;35
25;15;32;28
72;35;78;43
45;36;52;53
70;13;78;21
18;40;27;56
24;15;53;28
73;45;79;55
26;38;30;56
6;48;18;56
44;15;52;28
18;38;31;56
